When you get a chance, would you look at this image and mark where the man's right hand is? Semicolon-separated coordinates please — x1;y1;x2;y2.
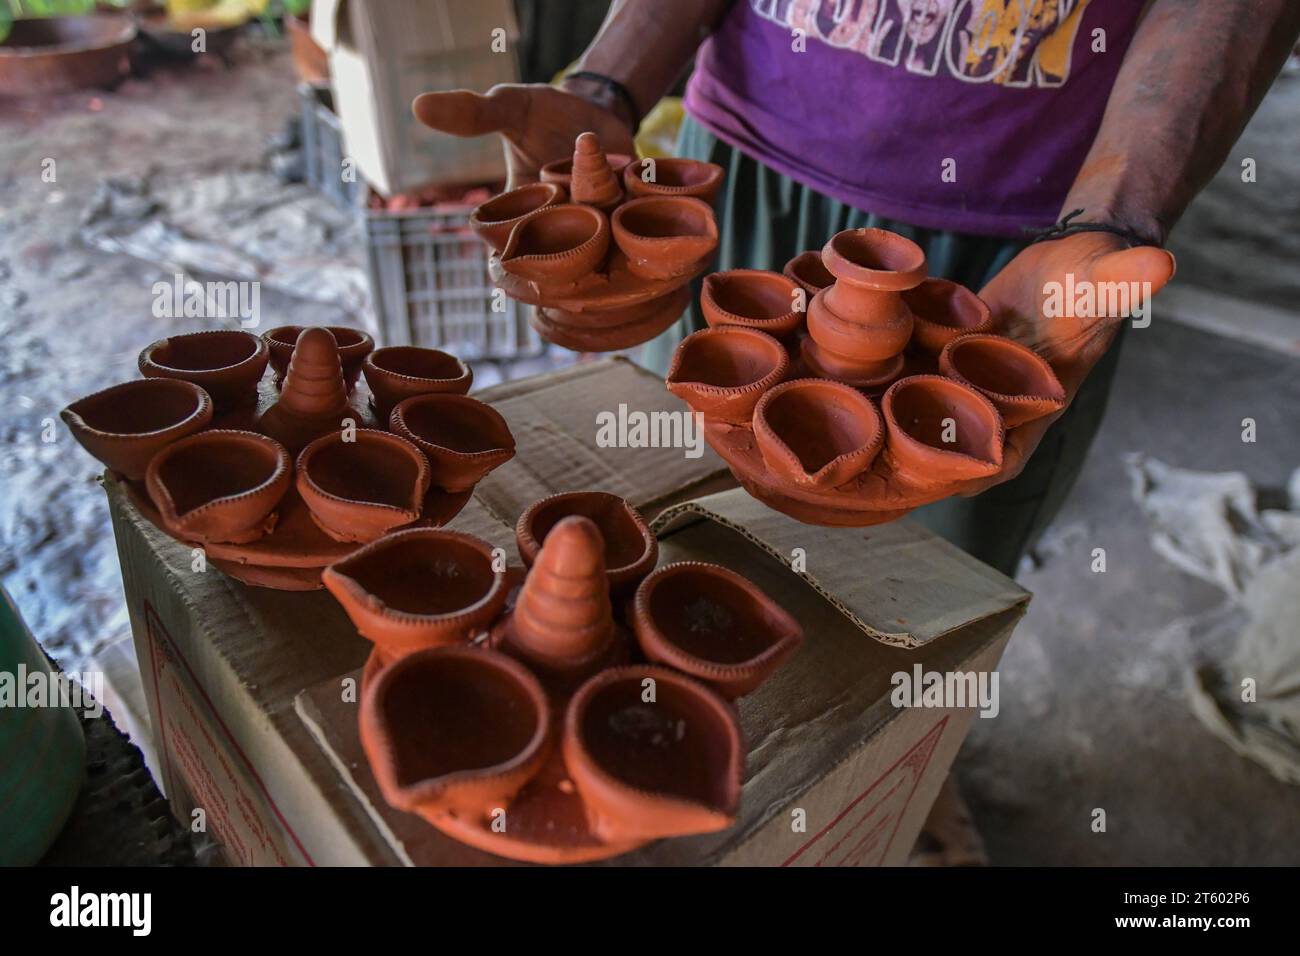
412;84;637;191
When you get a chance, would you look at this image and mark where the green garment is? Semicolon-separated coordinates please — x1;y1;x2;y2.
641;116;1125;577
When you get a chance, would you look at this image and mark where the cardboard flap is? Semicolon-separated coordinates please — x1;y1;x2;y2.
652;488;1030;648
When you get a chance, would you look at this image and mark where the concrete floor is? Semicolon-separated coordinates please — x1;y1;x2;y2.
1;40;1296;865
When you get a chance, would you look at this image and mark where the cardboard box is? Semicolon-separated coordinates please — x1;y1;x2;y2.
311;0;518;196
107;358;1028;865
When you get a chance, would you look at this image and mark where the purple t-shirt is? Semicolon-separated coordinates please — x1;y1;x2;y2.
685;0;1144;237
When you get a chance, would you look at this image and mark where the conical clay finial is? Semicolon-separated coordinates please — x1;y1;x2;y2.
511;515;615;666
570;132;623;209
256;327;353;453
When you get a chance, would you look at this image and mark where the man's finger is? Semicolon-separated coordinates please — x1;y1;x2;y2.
1086;245;1177;313
411;86;529;138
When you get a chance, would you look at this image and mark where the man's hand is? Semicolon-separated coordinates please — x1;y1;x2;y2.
961;232;1176;494
412;84;637;191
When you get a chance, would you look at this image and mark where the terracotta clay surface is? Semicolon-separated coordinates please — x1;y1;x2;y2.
296;428;431;543
904;278;994;353
389;393;516;492
666;326;789;426
145;429;291;544
138;329;270;410
782;250;835;298
569;131;624;209
61;378;213;480
515;491;657;599
323;528;508;661
469;182;565;253
499;203;611;288
360;645;552;822
882;375;1004;483
362;346;472;419
563;665;743;843
541;151;634;189
632;562;804;698
611;196;718;280
753;378;884;488
623;157;725;202
939;333;1066;427
256;327;361;454
702;269;805;341
264;325;374;390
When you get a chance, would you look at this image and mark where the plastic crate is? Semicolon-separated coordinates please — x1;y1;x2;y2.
364;203;544;363
299;82;362;210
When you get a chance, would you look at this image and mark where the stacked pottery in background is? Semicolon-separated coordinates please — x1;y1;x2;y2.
469;132;724;352
322;490;803;863
667;226;1069;526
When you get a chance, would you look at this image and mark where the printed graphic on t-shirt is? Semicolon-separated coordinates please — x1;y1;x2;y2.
752;0;1095;88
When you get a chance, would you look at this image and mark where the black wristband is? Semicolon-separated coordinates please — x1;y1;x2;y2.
564;70;642;130
1026;209;1163;249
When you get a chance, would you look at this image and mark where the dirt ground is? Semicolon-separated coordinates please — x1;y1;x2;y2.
1;41;1296;865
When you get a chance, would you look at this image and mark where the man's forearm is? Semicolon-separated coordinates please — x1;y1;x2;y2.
1064;0;1300;244
565;0;733;123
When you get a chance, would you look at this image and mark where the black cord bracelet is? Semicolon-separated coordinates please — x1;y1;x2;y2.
564;70;642;130
1026;208;1163;248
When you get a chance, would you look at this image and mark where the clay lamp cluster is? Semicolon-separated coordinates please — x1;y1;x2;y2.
664;226;1069;526
328;490;802;863
470;131;724;352
61;326;512;590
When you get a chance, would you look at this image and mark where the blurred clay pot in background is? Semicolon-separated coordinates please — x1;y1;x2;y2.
145;429;291;544
322;528;507;661
296;428;430;542
138;329;269;410
632;561;803;698
701;269;804;341
389;393;516;492
515;491;657;600
939;334;1066;427
611;196;718;280
263;325;374;391
754;378;883;488
804;228;926;387
782;250;835;298
666;326;788;425
469;182;565;253
623;157;724;203
881;375;1004;484
563;665;742;843
499;204;610;288
362;346;472;419
360;645;551;823
61;378;213;480
903;279;993;353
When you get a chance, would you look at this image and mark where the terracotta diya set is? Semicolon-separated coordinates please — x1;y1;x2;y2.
62;325;515;589
468;132;723;351
323;490;803;863
668;227;1068;526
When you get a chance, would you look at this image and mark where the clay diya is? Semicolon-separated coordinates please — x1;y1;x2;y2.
881;375;1004;483
263;325;375;390
803;228;927;389
468;181;565;253
61;378;213;480
563;665;743;843
144;429;291;544
540;151;634;190
939;333;1066;427
632;562;803;698
496;516;621;688
498;203;610;288
701;269;805;341
903;278;994;353
753;378;884;488
388;393;516;492
362;346;472;419
137;329;269;410
611;196;718;280
515;491;657;599
296;428;431;542
568;131;624;209
360;645;551;823
322;528;508;661
623;157;725;203
666;326;788;426
782;250;835;298
255;327;359;454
